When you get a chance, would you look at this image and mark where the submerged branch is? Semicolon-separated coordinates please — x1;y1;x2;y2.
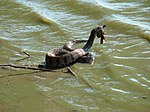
0;63;52;71
0;51;51;71
67;67;95;90
0;71;41;78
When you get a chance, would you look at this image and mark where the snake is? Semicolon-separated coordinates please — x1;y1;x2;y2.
43;25;106;69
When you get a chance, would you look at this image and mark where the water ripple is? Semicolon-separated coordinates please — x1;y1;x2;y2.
113;56;150;60
1;0;150;112
111;88;131;94
113;63;136;70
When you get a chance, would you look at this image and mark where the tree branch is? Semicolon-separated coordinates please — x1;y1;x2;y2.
0;63;52;71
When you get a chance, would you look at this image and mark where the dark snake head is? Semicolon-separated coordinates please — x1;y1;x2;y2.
96;25;106;44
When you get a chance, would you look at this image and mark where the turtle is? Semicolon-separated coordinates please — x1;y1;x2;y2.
44;25;106;69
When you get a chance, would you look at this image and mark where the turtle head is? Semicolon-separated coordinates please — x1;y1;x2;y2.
96;25;106;44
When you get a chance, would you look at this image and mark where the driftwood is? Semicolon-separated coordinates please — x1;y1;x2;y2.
0;63;52;71
0;51;80;75
0;63;82;81
0;51;95;90
0;50;51;71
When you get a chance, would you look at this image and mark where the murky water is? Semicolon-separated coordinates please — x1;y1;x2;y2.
0;0;150;112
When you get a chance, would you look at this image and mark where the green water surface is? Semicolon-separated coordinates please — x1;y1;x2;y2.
0;0;150;112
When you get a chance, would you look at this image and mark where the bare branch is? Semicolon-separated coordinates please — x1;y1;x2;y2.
0;63;52;71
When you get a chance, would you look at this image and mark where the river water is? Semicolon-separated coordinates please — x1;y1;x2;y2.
0;0;150;112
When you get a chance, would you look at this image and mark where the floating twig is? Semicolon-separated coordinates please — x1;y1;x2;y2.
22;50;31;57
14;50;31;62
